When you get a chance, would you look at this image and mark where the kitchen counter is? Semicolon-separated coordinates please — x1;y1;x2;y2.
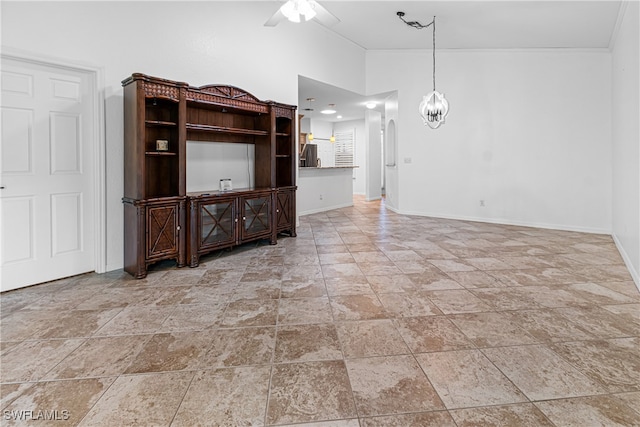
299;166;359;169
297;166;357;215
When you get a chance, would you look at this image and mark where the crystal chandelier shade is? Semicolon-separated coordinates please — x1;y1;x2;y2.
398;12;449;129
419;90;449;129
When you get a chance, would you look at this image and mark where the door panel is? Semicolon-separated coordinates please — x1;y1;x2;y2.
200;200;236;249
242;195;271;239
277;190;292;229
1;107;33;174
1;197;34;263
0;57;95;291
50;112;81;174
51;77;81;101
1;70;33;96
51;192;83;255
147;204;179;259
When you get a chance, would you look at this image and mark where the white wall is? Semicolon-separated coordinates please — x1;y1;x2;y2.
186;143;255;192
612;2;640;286
365;110;382;201
2;1;366;272
367;49;612;233
384;93;400;210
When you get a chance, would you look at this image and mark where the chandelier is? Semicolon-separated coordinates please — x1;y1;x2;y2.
398;12;450;129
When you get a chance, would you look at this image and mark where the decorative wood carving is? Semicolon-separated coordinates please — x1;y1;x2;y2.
273;105;294;118
186;88;269;113
143;83;180;101
197;85;260;102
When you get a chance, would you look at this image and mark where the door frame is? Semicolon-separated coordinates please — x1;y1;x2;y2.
1;49;107;274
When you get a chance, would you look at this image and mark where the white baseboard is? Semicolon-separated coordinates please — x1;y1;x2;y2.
613;233;640;291
105;262;123;274
394;208;637;290
385;204;401;214
299;202;354;216
397;210;611;235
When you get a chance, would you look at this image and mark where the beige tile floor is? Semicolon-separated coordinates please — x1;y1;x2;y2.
1;197;640;426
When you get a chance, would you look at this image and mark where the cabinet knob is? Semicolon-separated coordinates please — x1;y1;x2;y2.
242;216;246;221
276;209;280;213
235;218;238;223
176;225;181;231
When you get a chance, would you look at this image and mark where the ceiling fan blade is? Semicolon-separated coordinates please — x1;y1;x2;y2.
311;1;340;27
264;8;285;27
264;0;340;28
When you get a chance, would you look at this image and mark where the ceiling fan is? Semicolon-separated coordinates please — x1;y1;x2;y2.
264;0;340;27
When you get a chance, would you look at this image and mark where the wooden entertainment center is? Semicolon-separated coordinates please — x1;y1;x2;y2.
122;73;297;278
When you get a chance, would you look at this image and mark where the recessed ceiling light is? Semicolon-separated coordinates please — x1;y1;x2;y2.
321;104;336;114
365;102;377;109
337;115;343;119
304;97;315;111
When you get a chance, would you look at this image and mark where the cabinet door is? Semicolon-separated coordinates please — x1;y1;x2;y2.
241;194;271;240
146;203;180;260
199;199;236;250
276;189;293;230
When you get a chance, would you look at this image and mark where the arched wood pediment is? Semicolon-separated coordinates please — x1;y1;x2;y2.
195;85;261;103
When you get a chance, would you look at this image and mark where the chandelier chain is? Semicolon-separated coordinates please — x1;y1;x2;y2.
432;17;436;92
396;12;437;91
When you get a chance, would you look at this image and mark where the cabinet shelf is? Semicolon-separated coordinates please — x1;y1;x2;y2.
146;120;177;127
186;99;268;116
145;151;177;156
186;123;268;136
276;132;290;137
275;154;291;158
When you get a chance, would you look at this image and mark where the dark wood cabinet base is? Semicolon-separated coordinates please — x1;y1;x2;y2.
123;197;187;279
187;187;295;268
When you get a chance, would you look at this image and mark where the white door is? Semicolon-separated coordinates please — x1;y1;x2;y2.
1;57;96;292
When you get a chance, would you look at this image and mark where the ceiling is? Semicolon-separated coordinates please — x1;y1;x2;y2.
290;0;623;123
299;76;394;123
309;1;622;50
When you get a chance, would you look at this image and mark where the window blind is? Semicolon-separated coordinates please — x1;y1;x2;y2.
334;129;354;167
